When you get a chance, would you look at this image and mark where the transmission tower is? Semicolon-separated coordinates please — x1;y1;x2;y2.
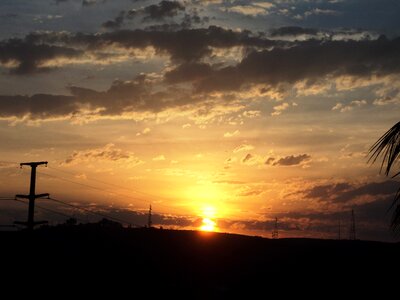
272;217;279;239
147;204;152;228
15;161;49;231
349;209;356;240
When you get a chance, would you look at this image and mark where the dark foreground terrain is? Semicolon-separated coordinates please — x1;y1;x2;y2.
1;223;399;296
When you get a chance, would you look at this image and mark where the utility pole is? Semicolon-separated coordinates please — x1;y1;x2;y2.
338;220;341;240
15;161;49;231
349;209;356;240
272;217;279;239
147;204;152;228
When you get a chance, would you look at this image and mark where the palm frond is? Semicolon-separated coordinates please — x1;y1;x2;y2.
369;122;400;234
368;121;400;176
390;189;400;234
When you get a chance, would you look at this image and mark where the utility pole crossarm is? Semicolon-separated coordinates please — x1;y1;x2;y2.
20;161;48;167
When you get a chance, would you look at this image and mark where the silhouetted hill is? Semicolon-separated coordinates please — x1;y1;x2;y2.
1;224;399;296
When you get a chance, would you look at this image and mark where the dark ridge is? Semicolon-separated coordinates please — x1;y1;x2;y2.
1;224;399;295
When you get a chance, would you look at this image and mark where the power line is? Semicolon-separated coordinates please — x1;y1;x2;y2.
48;166;277;221
0;161;18;165
40;172;126;196
6;164;285;229
4;172;202;228
10;195;134;227
45;166;297;220
40;170;192;215
40;171;181;215
14;194;139;227
4;161;267;234
48;165;157;198
0;198;21;228
40;172;153;205
47;197;140;227
14;198;81;221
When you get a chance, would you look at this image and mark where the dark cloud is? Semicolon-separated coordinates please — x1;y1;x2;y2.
270;26;319;37
11;16;398;89
270;196;394;241
303;180;399;203
0;202;199;230
282;0;400;35
2;28;400;120
55;0;106;6
180;11;210;28
165;62;214;83
305;182;353;200
68;76;160;114
64;143;141;165
192;36;400;93
141;11;210;30
102;11;126;29
0;75;198;120
10;26;274;68
68;75;200;115
0;192;395;241
221;194;392;240
269;27;377;43
130;1;185;23
95;25;271;62
334;181;399;203
82;0;102;6
0;38;82;75
242;153;253;163
142;0;185;21
102;1;186;30
89;207;200;228
99;208;201;228
19;27;397;85
265;157;275;165
0;94;76;119
273;154;311;166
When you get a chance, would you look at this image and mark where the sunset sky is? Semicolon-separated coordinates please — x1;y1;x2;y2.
1;0;400;241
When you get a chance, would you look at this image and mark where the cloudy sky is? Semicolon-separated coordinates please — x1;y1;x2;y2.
1;0;400;241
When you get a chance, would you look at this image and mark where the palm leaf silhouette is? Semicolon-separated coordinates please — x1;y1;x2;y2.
369;121;400;233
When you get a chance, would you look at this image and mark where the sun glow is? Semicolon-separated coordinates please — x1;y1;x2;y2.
183;183;227;232
200;217;216;231
199;205;217;232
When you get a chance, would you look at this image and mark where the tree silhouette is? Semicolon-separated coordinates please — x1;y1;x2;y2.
369;121;400;233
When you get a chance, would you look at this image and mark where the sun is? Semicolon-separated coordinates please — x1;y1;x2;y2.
199;205;217;232
200;217;216;231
